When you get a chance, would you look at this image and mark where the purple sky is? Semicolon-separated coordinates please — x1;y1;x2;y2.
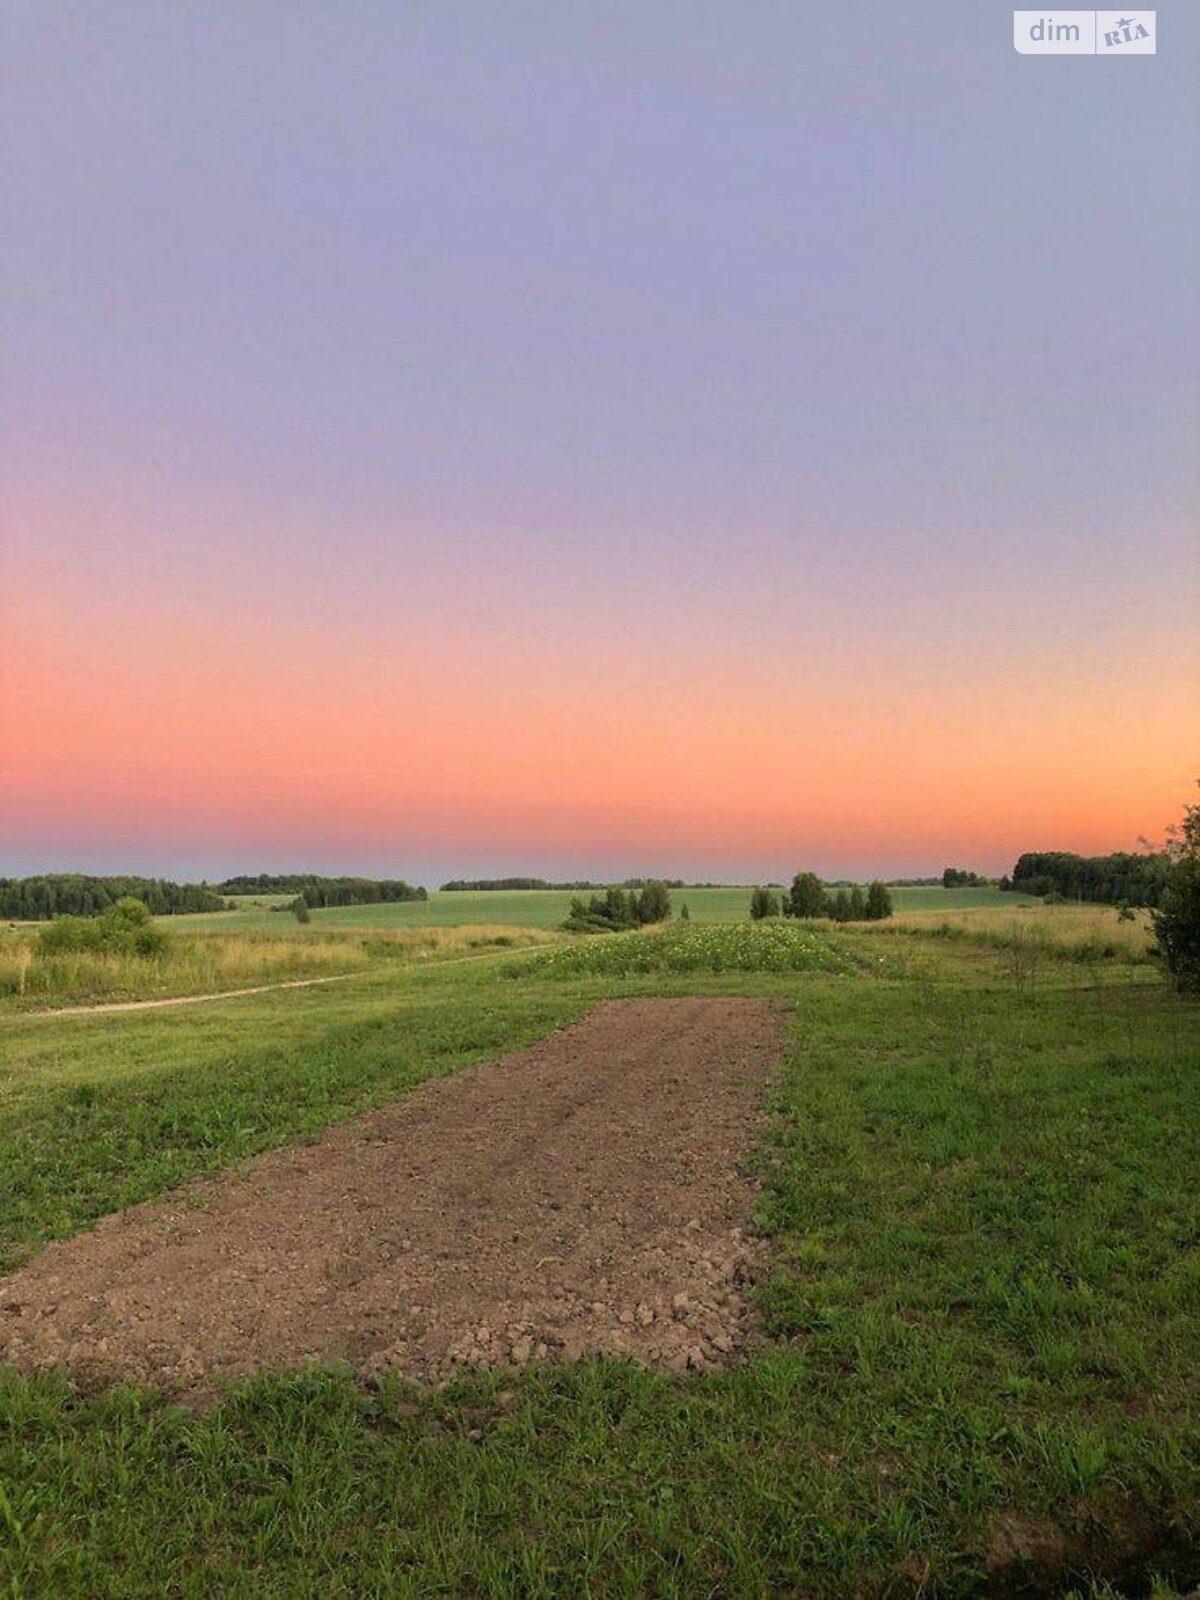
2;2;1197;883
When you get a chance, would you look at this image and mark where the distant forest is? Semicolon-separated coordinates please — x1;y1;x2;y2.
441;878;729;891
0;875;225;920
1;874;426;920
1003;851;1169;907
219;875;426;907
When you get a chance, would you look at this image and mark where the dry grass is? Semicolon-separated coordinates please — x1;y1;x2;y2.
880;900;1156;961
0;922;556;1008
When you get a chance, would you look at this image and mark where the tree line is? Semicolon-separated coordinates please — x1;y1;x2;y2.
223;875;426;908
441;877;713;892
1;873;428;921
1002;851;1169;907
942;867;991;888
0;875;226;920
751;873;893;922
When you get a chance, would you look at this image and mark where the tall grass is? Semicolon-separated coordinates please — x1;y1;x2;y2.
0;924;554;1007
872;902;1155;964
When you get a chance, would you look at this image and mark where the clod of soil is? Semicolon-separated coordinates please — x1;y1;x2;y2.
0;998;784;1395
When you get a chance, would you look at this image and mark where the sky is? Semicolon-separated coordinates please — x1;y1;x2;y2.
2;1;1197;886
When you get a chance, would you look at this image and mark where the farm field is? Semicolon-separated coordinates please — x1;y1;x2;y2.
0;914;1196;1595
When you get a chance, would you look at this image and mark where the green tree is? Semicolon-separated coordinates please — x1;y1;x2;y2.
865;880;894;920
750;887;780;920
1152;785;1200;989
679;902;690;921
636;881;673;924
829;888;852;922
848;885;867;921
291;895;312;924
787;872;827;919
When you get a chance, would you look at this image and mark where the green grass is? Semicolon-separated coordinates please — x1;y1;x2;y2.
1;929;1197;1595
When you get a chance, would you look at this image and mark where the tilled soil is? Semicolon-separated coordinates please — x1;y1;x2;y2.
0;998;784;1395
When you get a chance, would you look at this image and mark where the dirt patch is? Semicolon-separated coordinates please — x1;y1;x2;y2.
0;998;783;1395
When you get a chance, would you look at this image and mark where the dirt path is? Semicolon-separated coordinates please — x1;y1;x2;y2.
31;971;365;1016
0;998;783;1394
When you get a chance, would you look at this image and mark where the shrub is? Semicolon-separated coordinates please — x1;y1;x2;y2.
37;897;169;959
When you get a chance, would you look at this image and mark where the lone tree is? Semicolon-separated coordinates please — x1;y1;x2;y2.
291;895;311;924
786;871;827;918
750;886;781;920
1152;784;1200;989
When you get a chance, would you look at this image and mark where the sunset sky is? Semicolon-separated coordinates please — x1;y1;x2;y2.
2;2;1197;885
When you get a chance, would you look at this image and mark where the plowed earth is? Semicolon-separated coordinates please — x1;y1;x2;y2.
0;998;784;1396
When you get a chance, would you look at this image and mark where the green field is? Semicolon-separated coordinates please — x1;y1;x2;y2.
165;884;1030;932
1;915;1196;1595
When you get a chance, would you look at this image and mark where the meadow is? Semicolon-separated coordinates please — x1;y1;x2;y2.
1;885;1043;1010
0;905;1196;1596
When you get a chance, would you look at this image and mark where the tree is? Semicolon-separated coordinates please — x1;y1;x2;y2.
636;881;673;924
1152;785;1200;990
291;895;311;924
848;885;867;920
787;872;827;919
679;902;690;921
865;880;894;921
562;885;652;934
829;888;851;922
750;887;780;920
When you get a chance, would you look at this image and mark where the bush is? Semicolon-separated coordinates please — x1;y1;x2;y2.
37;897;170;959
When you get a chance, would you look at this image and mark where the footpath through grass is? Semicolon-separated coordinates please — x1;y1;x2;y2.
0;927;1197;1595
